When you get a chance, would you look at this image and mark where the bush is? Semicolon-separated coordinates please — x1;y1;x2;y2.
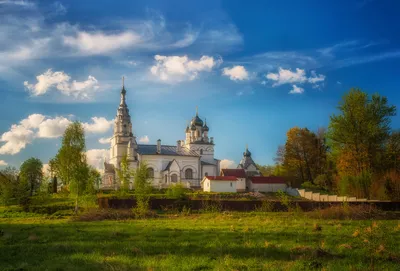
166;183;187;199
74;208;136;221
302;181;319;190
339;171;372;198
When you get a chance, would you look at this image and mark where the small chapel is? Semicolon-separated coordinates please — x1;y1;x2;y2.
101;81;220;190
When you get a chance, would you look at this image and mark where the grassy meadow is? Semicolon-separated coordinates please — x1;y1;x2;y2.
1;206;400;271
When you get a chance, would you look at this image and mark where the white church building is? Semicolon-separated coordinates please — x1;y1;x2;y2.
101;82;220;189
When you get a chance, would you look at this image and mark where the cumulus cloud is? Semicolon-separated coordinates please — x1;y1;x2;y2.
222;65;249;81
99;137;111;144
150;55;222;83
86;149;108;171
0;160;7;166
37;117;72;138
24;69;100;99
0;114;113;155
64;31;141;55
220;159;236;169
266;68;307;86
83;117;113;134
289;85;304;94
138;135;150;143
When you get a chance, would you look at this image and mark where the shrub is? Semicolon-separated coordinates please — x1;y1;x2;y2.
255;200;274;212
74;208;136;221
302;181;319;190
166;183;187;199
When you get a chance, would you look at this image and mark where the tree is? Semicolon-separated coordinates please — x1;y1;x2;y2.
0;167;19;205
116;154;133;192
133;162;152;217
328;89;396;176
282;127;328;183
19;158;43;197
256;164;275;176
54;122;89;213
385;131;400;172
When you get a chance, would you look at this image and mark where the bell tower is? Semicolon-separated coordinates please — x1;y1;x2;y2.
109;77;138;168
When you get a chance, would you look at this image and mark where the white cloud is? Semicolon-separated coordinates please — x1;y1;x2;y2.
24;69;100;99
37;116;71;138
150;55;222;83
289;85;304;94
42;163;50;176
266;68;307;86
220;159;236;169
222;65;249;81
0;160;8;166
0;114;112;155
138;135;150;144
308;70;325;84
0;0;35;7
86;149;108;171
63;31;141;55
99;137;111;144
0;120;36;155
83;117;113;134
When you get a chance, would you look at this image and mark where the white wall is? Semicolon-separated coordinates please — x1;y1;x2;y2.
141;155;200;186
236;178;246;191
210;180;237;192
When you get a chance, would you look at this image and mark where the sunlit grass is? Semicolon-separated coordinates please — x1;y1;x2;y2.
1;211;400;270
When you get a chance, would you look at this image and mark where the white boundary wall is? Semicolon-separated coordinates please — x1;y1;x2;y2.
285;187;368;202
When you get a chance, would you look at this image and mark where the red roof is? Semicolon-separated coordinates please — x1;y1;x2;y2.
250;176;286;184
206;176;237;181
221;169;246;178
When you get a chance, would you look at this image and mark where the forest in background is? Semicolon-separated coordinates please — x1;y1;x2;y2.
257;88;400;200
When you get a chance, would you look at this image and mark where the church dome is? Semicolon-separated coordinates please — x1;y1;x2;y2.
192;115;203;126
191;124;196;130
203;119;209;131
243;147;251;157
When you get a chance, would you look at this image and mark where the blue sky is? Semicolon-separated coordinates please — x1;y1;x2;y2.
0;0;400;170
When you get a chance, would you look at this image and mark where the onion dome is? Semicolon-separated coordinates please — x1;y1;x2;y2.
192;115;203;126
191;123;196;130
203;119;209;131
243;145;251;157
185;125;190;133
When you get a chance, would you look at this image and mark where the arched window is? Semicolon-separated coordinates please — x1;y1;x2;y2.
185;168;193;179
165;175;167;183
147;168;154;179
171;174;178;183
200;149;203;155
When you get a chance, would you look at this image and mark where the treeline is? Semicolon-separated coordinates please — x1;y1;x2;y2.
258;89;400;200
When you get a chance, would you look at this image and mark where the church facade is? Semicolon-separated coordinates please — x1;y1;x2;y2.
102;83;220;190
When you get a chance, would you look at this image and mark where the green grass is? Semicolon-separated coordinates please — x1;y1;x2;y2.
1;211;400;270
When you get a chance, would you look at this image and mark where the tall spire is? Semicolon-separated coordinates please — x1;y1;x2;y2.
120;76;126;105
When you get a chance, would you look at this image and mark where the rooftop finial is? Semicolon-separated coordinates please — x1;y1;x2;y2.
246;144;248;151
196;106;198;116
122;76;124;88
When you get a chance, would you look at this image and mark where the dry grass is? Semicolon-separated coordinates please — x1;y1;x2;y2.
73;208;136;221
307;204;398;220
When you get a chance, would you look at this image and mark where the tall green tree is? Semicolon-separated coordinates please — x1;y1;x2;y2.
19;158;43;197
133;162;152;217
328;89;396;176
116;154;133;192
54;121;89;212
0;167;19;205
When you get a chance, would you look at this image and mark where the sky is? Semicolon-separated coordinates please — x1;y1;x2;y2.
1;0;400;171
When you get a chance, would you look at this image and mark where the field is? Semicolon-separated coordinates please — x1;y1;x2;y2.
1;209;400;271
